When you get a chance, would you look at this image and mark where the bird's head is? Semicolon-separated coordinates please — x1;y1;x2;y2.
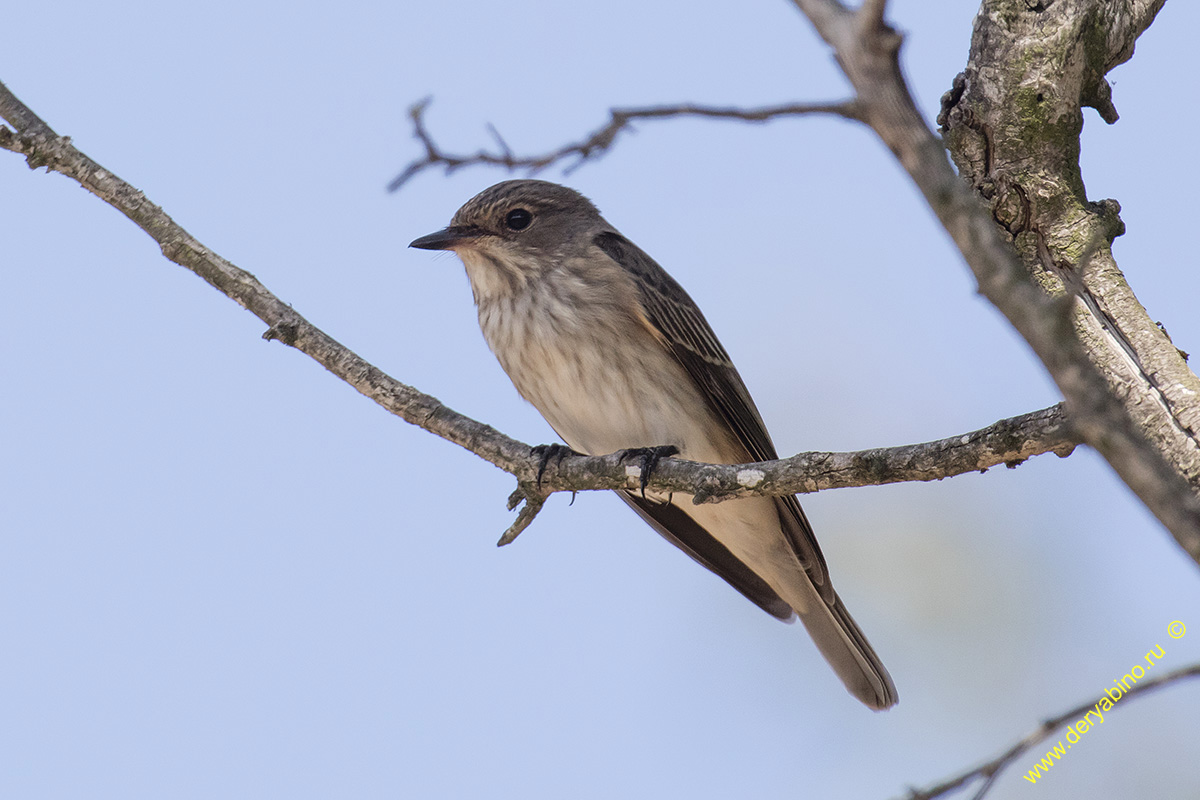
410;179;609;300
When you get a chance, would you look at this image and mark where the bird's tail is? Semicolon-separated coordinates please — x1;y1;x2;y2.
770;496;897;709
794;583;898;710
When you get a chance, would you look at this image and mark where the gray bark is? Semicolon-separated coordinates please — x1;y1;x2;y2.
786;0;1200;560
940;0;1200;493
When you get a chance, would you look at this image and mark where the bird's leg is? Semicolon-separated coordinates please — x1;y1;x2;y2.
618;445;680;498
531;443;581;488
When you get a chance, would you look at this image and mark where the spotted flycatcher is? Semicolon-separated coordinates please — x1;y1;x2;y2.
410;180;897;709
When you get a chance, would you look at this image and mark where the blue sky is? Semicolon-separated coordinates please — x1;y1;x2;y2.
3;2;1198;798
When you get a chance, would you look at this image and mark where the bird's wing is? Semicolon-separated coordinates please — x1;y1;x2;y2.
592;231;830;595
618;491;794;620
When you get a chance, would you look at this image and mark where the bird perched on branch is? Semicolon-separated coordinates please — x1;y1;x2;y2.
411;179;896;710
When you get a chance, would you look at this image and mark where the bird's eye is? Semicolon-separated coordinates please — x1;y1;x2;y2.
504;208;533;231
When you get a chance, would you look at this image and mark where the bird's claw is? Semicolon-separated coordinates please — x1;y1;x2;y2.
531;443;580;488
619;445;680;498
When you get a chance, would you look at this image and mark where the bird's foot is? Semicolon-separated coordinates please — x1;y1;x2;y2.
618;445;680;498
531;443;581;488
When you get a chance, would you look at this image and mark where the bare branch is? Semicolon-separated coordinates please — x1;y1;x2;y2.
903;661;1200;800
0;79;1078;541
471;403;1076;509
388;98;860;191
537;403;1079;506
0;78;534;489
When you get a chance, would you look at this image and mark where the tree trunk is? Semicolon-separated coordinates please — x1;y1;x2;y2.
940;0;1200;495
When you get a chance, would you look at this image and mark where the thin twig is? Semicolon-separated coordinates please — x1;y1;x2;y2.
904;661;1200;800
388;98;860;191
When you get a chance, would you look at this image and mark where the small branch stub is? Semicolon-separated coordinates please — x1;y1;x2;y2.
499;484;549;546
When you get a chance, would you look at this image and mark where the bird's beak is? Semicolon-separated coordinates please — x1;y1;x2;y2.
409;225;484;251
